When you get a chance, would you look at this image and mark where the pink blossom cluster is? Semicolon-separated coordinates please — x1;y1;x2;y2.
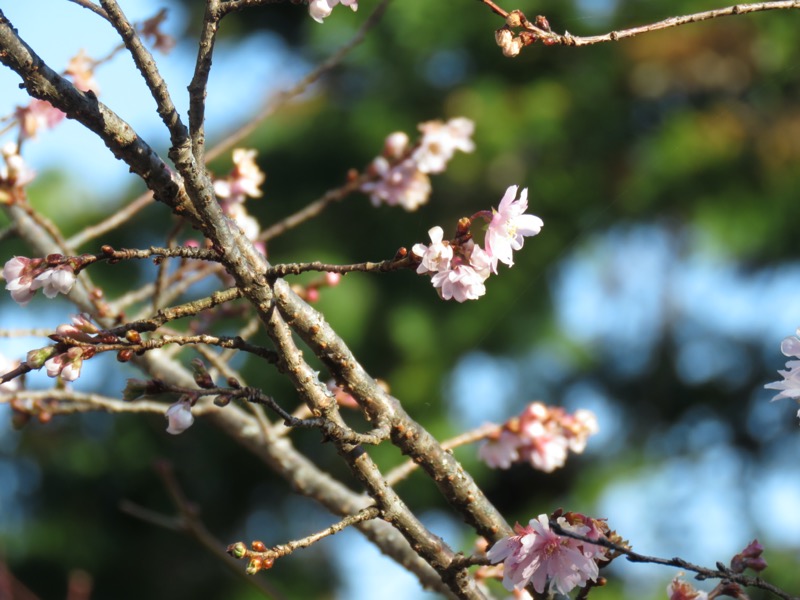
3;256;77;306
487;513;608;595
478;401;597;472
765;327;800;424
213;148;266;246
308;0;358;23
65;49;100;94
25;314;99;383
411;185;542;302
14;100;65;141
361;118;475;211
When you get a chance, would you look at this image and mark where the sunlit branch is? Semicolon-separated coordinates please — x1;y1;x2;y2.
228;506;381;572
266;254;416;279
482;1;800;47
188;0;222;163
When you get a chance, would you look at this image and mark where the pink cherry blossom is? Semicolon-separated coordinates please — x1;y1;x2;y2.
667;575;709;600
485;185;543;272
44;347;84;382
214;148;265;205
487;514;604;595
477;402;598;472
478;430;520;468
765;329;800;413
361;157;431;211
15;99;65;140
413;117;475;174
1;143;36;187
165;399;194;435
412;226;453;274
308;0;358;23
431;264;487;302
3;256;38;306
31;265;76;299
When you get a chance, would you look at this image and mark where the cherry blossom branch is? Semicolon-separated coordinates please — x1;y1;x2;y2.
1;91;448;599
99;0;189;148
484;1;800;48
549;521;800;600
188;0;222;163
273;279;513;543
0;12;198;222
206;0;392;163
227;506;381;573
263;304;485;598
105;287;243;334
266;253;415;278
245;390;391;445
74;333;278;363
5;389;184;417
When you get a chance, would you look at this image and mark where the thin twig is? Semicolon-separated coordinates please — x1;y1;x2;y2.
483;1;800;47
67;191;153;249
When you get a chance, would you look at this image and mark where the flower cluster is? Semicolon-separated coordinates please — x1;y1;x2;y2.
3;256;77;306
411;185;542;302
361;118;475;211
487;512;608;595
24;314;99;383
765;328;800;424
309;0;358;23
478;402;597;472
213;148;266;246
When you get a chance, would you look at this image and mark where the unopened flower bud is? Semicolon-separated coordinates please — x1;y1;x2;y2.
117;349;134;362
190;358;214;389
165;399;194;435
383;131;409;159
228;542;247;559
125;330;141;344
506;10;523;28
251;540;267;552
26;346;57;369
213;395;231;407
246;558;263;575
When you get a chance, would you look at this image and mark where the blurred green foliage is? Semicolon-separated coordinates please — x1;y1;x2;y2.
2;0;800;598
